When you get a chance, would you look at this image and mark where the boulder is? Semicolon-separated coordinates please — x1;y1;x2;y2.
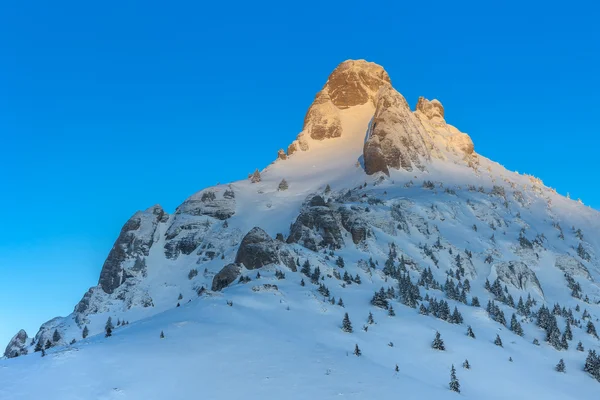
235;227;296;271
212;263;242;291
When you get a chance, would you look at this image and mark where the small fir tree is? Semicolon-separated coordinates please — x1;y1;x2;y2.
449;365;460;393
432;331;445;351
494;334;503;347
555;359;566;373
342;313;353;333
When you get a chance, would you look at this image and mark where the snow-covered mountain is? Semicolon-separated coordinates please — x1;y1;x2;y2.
2;60;600;400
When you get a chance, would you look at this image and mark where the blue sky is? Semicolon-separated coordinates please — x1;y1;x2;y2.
0;1;598;346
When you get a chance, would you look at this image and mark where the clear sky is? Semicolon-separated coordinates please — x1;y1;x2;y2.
1;0;598;347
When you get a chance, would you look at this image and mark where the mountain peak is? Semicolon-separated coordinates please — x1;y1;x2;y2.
324;59;391;109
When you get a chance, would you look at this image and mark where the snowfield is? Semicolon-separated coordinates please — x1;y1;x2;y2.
2;60;600;399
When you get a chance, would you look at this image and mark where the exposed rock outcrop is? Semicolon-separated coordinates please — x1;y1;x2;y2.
176;189;235;220
364;86;431;175
555;255;592;281
287;195;343;251
287;60;391;154
492;261;544;298
98;205;166;294
3;330;28;358
212;263;242;291
235;227;296;271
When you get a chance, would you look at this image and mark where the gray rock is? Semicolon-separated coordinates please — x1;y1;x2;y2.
176;189;235;220
3;330;28;358
235;227;296;271
287;196;343;251
492;261;544;298
98;205;166;294
339;207;369;244
212;263;242;291
555;255;592;281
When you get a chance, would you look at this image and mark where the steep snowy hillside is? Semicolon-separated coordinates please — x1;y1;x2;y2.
2;60;600;400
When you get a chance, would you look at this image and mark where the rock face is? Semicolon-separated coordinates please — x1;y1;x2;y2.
287;60;391;155
164;188;236;260
287;195;369;250
176;189;235;221
212;263;242;291
235;227;296;271
492;261;544;298
287;195;343;251
98;205;166;294
555;255;592;280
364;86;431;175
3;330;28;358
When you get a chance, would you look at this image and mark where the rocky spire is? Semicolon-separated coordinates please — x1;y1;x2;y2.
286;60;391;155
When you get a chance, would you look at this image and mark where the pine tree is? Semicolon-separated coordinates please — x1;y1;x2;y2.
510;314;524;336
466;325;475;339
395;364;399;372
449;365;460;393
160;331;165;339
533;338;540;346
367;312;375;325
342;313;353;333
463;359;470;369
45;340;52;350
432;331;445;351
577;341;585;352
41;348;46;357
494;334;503;347
354;344;362;357
34;340;43;352
584;350;600;381
178;293;183;300
471;296;480;307
52;329;61;343
336;256;345;268
555;358;566;373
301;260;311;277
587;321;598;338
105;317;114;338
450;307;463;324
338;297;345;307
564;321;573;341
300;278;305;287
388;305;395;316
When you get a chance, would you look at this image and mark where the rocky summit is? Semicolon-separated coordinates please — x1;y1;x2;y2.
2;60;600;400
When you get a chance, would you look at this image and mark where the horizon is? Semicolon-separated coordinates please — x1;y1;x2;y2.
2;1;599;349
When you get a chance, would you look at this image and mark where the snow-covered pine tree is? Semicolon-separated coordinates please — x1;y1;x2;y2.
510;313;524;336
432;331;445;351
494;334;503;347
463;359;470;369
388;305;395;316
555;359;565;373
105;317;114;337
466;325;475;339
354;344;361;357
342;313;353;333
160;331;165;339
52;329;61;343
367;312;375;325
449;365;460;393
